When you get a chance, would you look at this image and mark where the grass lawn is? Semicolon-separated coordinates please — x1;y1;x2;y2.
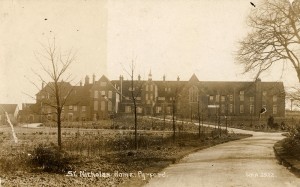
0;119;251;187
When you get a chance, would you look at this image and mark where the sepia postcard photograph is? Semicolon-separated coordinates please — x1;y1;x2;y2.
1;0;300;186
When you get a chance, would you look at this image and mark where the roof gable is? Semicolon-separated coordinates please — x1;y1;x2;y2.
189;74;199;82
0;104;18;114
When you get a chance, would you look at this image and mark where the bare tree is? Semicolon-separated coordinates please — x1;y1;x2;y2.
172;81;181;142
236;0;300;81
32;39;76;150
122;61;144;150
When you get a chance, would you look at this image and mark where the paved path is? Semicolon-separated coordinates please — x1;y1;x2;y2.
145;125;300;187
21;123;42;128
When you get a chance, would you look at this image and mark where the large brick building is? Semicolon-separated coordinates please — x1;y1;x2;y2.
23;73;285;122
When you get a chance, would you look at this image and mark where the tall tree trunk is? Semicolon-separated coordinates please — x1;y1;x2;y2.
198;101;201;138
57;112;62;149
172;100;176;142
134;101;137;150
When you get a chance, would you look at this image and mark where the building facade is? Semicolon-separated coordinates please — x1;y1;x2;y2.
26;73;285;123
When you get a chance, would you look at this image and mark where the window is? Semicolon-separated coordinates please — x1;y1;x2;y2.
250;105;254;114
250;97;254;102
94;90;98;98
221;104;225;113
100;82;107;86
108;101;112;112
94;101;98;111
229;95;233;102
146;94;148;100
68;113;73;121
156;106;162;113
209;95;214;101
129;87;135;91
168;88;171;92
240;95;244;102
82;106;86;112
146;85;149;91
101;91;105;96
69;106;73;110
240;91;244;101
125;106;131;113
108;91;112;99
221;96;225;102
240;105;244;114
136;97;141;100
263;91;267;96
240;94;245;101
150;94;153;100
125;97;130;100
101;101;105;111
165;88;167;92
229;104;233;113
273;105;277;114
189;87;198;102
137;107;143;113
273;95;277;102
150;85;153;91
74;106;78;111
158;97;165;101
166;107;171;114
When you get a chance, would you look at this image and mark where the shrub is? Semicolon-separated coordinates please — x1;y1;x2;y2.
29;144;74;173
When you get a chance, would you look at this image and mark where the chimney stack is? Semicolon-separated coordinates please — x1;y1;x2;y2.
80;80;82;86
93;74;96;84
120;75;123;102
177;76;180;81
163;75;166;82
85;75;89;85
148;70;152;81
138;74;141;81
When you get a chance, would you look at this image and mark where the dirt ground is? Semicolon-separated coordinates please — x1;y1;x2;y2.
0;125;250;187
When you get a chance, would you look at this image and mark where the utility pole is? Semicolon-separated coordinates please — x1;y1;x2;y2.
198;100;201;138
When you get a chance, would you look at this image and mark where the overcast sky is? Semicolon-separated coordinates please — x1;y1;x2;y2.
0;0;298;106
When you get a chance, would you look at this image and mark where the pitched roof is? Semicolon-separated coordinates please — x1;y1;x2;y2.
198;81;284;95
64;85;91;106
189;74;199;82
0;104;18;114
37;81;73;95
